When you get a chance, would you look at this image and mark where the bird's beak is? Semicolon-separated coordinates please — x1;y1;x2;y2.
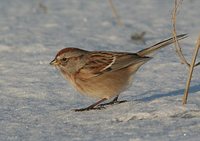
50;59;59;65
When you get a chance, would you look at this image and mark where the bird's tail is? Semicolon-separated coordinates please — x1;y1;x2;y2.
137;34;187;57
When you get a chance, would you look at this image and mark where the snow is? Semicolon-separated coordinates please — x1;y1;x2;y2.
0;0;200;141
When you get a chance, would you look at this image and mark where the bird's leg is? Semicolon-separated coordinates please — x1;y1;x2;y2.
98;95;127;107
74;98;107;112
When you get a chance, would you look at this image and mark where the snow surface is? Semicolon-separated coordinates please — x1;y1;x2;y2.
0;0;200;141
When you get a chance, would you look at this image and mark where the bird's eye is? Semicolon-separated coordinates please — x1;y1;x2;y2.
62;58;67;62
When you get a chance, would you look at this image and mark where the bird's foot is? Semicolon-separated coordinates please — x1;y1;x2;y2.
73;106;105;112
98;100;127;107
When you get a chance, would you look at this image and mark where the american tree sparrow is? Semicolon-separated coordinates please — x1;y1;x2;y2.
50;34;187;111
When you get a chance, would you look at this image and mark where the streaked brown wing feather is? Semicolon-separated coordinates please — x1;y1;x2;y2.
84;52;115;72
77;52;114;79
110;53;151;70
77;52;151;79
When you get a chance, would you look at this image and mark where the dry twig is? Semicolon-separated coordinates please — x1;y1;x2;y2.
182;34;200;105
108;0;123;26
172;0;190;67
172;0;200;105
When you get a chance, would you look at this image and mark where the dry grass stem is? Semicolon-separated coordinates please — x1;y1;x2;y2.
172;0;190;67
182;34;200;105
108;0;123;26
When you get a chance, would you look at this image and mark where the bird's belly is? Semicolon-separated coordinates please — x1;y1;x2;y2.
75;69;134;99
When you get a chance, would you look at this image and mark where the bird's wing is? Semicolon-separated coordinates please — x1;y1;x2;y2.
77;52;151;79
110;52;151;70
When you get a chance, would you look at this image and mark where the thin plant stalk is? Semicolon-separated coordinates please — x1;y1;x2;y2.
172;0;190;67
182;34;200;105
108;0;123;26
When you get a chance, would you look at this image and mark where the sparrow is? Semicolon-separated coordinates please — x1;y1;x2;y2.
50;34;187;111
